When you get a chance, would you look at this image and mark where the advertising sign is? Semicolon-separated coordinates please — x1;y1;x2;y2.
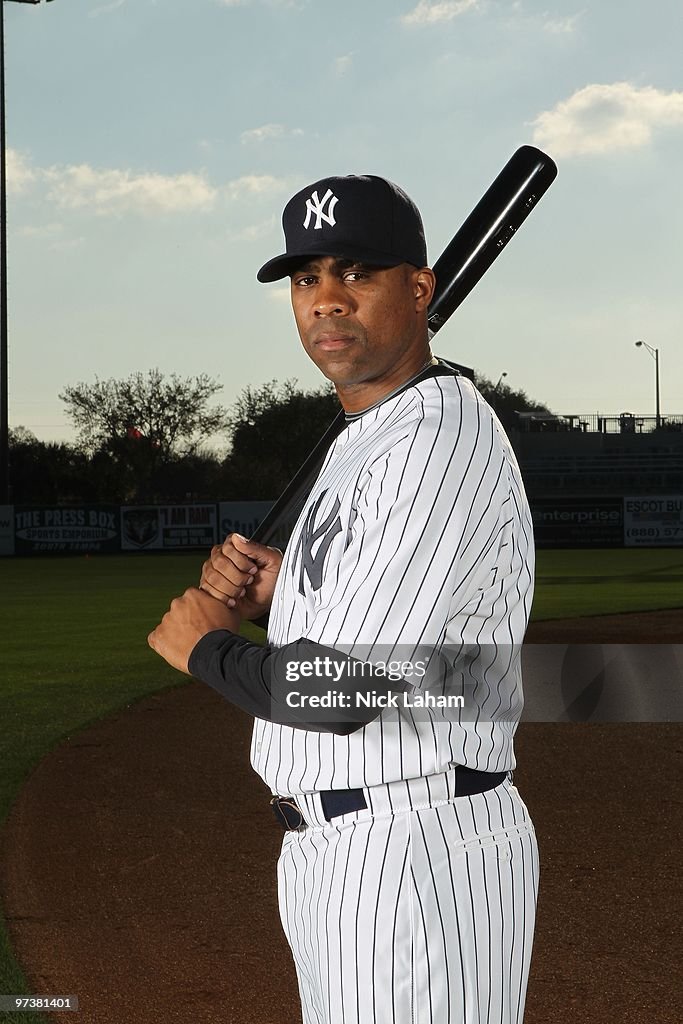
14;506;120;554
0;505;14;555
531;498;623;548
218;501;273;542
624;495;683;547
121;504;218;550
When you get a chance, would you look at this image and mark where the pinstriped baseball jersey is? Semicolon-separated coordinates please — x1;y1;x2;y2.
250;371;534;796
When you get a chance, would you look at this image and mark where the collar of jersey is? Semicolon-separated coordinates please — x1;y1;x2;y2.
343;357;461;422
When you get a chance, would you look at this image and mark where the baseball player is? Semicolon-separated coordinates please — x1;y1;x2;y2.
149;174;539;1024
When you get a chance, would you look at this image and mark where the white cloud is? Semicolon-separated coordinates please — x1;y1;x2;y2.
240;123;304;144
532;82;683;158
506;3;582;36
225;174;288;199
6;149;288;217
7;149;37;194
15;221;84;251
43;164;218;215
241;123;285;144
401;0;480;25
334;52;355;77
542;12;582;35
17;222;63;239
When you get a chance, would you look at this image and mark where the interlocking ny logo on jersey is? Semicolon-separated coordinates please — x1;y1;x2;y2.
293;491;342;594
303;188;339;230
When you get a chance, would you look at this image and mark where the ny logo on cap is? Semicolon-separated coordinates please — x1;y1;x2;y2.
303;188;338;230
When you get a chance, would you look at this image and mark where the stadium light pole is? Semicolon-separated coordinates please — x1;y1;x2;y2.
1;0;54;504
635;340;661;430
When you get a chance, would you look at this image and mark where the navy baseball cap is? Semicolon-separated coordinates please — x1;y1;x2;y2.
256;174;428;283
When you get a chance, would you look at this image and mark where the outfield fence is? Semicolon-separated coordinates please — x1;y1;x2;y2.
2;496;683;556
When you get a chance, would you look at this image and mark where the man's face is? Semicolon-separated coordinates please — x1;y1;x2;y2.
289;256;436;412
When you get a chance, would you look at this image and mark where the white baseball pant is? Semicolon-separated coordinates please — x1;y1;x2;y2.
276;769;539;1024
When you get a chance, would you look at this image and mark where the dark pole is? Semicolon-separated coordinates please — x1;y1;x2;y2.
0;0;8;503
636;340;663;431
0;0;47;503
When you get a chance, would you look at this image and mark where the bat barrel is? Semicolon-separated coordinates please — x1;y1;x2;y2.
428;146;557;334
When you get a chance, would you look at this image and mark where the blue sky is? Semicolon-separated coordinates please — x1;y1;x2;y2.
5;0;682;446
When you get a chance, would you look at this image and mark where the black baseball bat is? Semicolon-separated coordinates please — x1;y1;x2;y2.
250;146;557;548
428;145;557;334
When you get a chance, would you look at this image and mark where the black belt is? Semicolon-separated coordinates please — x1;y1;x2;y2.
270;767;507;832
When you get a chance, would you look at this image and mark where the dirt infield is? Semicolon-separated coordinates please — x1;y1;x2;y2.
524;607;682;644
0;612;681;1024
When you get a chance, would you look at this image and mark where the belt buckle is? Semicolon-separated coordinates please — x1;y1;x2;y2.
270;796;305;831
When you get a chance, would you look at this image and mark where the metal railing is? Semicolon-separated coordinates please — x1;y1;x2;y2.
513;411;683;434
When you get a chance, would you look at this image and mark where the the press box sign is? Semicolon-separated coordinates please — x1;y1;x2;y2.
624;495;683;547
0;505;14;555
531;498;623;547
121;504;217;550
14;506;120;554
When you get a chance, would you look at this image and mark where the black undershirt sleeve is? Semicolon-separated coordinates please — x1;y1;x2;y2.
188;630;413;735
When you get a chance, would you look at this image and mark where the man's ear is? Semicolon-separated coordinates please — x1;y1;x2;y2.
413;267;436;311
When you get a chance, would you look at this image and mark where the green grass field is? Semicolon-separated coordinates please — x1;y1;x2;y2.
0;553;261;1022
534;547;683;618
0;547;682;1020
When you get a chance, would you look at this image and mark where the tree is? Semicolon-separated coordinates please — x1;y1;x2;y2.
60;369;230;460
8;427;92;504
221;380;339;499
146;450;224;504
219;372;555;500
473;372;552;431
59;369;231;502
